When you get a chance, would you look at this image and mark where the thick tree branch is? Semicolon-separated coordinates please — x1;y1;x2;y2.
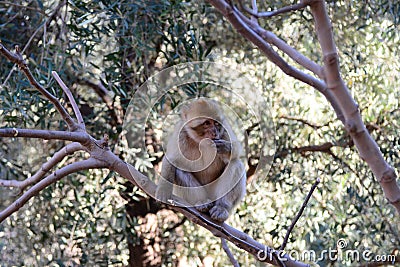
0;142;85;189
0;128;90;143
309;0;400;212
0;158;106;222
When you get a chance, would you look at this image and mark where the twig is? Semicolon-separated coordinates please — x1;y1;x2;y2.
0;128;90;143
237;0;311;18
52;71;86;130
279;115;329;129
165;217;187;232
77;78;123;125
0;142;85;189
0;44;77;130
0;1;47;14
250;0;258;23
221;238;240;267
0;158;106;222
280;178;320;251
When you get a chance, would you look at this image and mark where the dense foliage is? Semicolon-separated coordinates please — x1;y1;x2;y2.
0;0;399;266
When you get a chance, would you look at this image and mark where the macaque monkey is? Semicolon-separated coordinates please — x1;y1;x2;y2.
156;98;246;222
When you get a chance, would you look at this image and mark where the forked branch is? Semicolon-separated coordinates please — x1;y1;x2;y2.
0;158;106;222
0;142;86;189
207;0;344;124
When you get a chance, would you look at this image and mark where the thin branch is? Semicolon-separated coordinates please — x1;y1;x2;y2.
279;115;330;129
0;142;85;189
52;71;86;130
0;158;106;222
250;0;258;23
272;251;287;267
1;0;67;87
164;217;187;232
78;78;112;103
76;78;123;125
233;5;324;79
0;1;47;14
221;238;240;267
234;6;325;89
274;121;382;160
237;0;312;18
280;178;320;251
0;43;77;130
0;128;90;143
171;202;308;266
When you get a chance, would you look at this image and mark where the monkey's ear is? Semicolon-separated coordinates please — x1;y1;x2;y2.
180;104;190;120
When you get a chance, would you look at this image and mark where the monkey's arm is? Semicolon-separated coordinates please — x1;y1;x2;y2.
155;157;175;203
209;159;246;222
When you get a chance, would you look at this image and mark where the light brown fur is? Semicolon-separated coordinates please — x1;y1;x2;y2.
156;99;246;222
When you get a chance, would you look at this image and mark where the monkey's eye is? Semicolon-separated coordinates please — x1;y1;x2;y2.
203;120;211;126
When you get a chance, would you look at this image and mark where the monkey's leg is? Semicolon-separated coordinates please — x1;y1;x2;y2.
209;159;246;222
174;169;213;212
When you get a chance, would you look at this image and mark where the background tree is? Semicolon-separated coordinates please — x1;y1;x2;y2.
0;0;399;266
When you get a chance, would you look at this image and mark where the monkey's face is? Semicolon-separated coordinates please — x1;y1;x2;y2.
185;117;223;143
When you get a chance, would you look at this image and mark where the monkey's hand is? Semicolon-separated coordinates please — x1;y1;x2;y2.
213;139;231;154
209;205;230;222
195;200;213;213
